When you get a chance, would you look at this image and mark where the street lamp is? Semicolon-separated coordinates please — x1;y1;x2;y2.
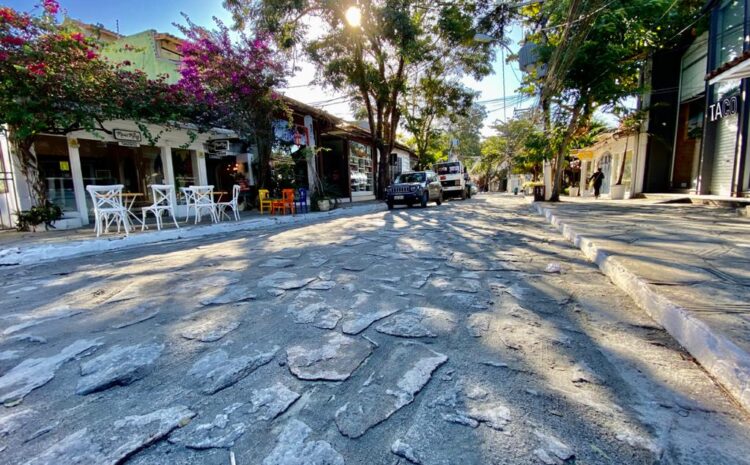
345;6;362;28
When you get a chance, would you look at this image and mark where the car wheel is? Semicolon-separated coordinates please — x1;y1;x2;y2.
420;191;429;208
460;188;467;200
467;188;472;199
436;192;443;205
387;202;394;210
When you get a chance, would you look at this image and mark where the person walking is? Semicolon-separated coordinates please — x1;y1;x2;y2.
588;167;605;199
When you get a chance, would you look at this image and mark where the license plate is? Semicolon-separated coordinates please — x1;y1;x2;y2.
394;195;404;200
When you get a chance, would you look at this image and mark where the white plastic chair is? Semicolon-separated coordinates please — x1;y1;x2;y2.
141;184;180;231
189;185;218;224
180;187;195;224
216;184;241;221
86;184;130;237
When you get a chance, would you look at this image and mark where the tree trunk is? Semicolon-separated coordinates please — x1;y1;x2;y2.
616;134;629;186
550;102;583;202
256;128;273;189
13;136;48;207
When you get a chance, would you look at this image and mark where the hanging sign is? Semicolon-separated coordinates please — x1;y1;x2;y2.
709;95;740;122
113;129;142;147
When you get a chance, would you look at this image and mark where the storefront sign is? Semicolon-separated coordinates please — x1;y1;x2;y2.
709;95;740;122
113;129;142;146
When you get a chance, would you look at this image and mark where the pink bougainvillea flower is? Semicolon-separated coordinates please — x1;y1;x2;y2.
70;32;85;43
86;49;97;60
0;51;8;61
42;0;59;15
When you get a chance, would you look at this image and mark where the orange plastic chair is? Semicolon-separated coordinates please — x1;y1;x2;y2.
258;189;273;214
272;189;296;215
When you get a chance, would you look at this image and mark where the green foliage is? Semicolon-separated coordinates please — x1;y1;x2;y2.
443;104;487;163
15;203;63;231
402;74;477;169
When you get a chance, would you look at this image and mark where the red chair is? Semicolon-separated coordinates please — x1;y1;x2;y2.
272;189;296;215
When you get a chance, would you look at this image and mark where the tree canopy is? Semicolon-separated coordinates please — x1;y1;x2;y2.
226;0;509;197
175;16;289;187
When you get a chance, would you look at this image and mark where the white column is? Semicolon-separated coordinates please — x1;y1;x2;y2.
160;146;178;207
193;151;208;185
0;131;22;228
580;159;589;196
67;138;89;225
304;115;317;193
543;160;553;200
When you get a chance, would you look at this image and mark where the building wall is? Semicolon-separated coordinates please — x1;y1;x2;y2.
100;31;182;84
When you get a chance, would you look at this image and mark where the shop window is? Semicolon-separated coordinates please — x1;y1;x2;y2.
349;141;373;194
172;149;195;188
34;135;77;212
714;0;745;68
78;140;164;209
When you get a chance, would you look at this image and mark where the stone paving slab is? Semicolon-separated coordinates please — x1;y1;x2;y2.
533;199;750;412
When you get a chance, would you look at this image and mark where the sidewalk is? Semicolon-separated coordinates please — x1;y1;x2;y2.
532;198;750;412
0;201;385;267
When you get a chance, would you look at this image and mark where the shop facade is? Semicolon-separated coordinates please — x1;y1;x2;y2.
1;120;226;229
574;131;640;198
700;0;750;196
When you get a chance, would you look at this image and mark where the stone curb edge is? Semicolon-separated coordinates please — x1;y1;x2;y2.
0;203;386;267
532;202;750;413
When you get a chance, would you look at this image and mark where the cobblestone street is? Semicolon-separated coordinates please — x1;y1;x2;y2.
1;195;749;465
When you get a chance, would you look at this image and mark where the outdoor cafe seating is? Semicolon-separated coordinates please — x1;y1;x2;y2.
271;188;296;215
86;184;131;237
85;182;307;237
216;184;241;221
141;184;180;231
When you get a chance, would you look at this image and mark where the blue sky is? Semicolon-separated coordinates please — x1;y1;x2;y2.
7;0;530;136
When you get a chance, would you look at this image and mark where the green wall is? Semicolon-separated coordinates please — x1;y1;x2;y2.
100;31;181;84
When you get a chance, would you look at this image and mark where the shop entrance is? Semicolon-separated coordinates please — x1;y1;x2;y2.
672;98;704;190
321;137;349;198
206;155;238;193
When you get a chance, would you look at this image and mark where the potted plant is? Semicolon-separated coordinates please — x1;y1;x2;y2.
310;179;341;212
568;159;580;197
15;203;63;232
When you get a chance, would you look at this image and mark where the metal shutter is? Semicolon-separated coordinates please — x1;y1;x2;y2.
711;112;738;195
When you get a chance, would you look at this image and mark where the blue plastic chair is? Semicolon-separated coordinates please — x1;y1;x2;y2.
296;188;309;213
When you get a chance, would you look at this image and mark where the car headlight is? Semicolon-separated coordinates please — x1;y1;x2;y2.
409;185;417;192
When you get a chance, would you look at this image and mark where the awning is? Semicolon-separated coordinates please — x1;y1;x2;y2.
707;52;750;85
571;150;595;161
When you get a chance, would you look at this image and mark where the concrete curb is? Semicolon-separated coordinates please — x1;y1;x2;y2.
0;203;386;267
532;202;750;413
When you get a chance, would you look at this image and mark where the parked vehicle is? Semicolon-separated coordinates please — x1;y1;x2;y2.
435;161;471;199
386;171;443;210
469;182;478;196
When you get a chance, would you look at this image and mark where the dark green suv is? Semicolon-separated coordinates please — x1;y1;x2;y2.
386;171;443;210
